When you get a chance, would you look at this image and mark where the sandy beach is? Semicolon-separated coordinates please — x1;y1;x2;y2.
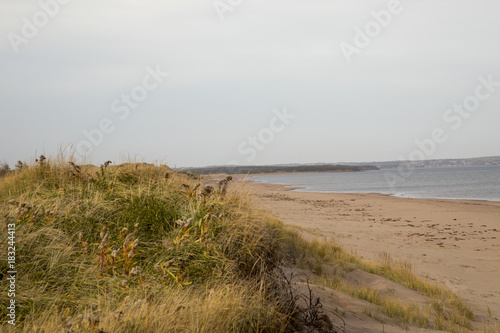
242;179;500;328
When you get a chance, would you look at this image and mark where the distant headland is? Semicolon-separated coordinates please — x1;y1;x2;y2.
180;164;378;175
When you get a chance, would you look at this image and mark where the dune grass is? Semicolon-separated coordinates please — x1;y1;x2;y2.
0;159;295;332
279;227;476;332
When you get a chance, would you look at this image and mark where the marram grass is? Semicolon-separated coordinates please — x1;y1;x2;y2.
0;160;290;332
278;227;477;332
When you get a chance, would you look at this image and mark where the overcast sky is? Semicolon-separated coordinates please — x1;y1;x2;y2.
1;0;499;167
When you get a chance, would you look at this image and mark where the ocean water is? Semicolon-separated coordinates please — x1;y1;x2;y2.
252;165;500;202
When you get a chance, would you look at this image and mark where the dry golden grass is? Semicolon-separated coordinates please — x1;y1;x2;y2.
0;158;293;332
20;281;288;333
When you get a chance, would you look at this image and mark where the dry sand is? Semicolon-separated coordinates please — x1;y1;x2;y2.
241;179;500;332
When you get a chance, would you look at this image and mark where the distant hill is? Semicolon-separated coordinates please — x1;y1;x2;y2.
181;164;378;175
179;155;500;175
341;156;500;170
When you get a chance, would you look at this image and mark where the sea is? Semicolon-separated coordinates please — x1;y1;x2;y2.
252;165;500;202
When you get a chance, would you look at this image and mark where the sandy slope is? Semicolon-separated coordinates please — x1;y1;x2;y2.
242;179;500;331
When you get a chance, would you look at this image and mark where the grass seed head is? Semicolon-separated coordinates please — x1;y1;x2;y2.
98;232;109;251
120;227;129;239
175;217;191;228
100;227;109;239
123;233;135;247
129;266;142;275
131;238;139;249
111;245;120;258
203;186;213;196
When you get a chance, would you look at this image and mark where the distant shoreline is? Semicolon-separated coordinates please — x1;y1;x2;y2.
183;164;378;175
246;178;500;203
236;169;366;176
